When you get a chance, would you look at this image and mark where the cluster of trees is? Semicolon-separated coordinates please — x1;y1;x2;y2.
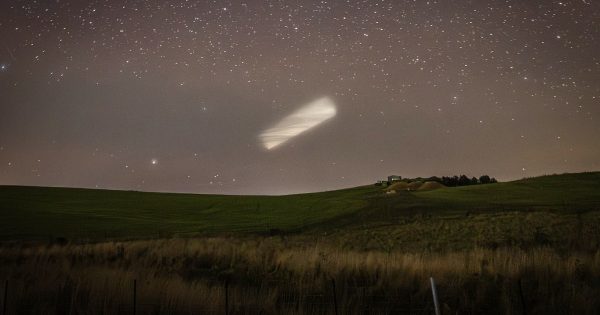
378;175;499;187
434;175;497;187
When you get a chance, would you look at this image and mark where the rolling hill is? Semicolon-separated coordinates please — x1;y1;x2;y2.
1;172;599;242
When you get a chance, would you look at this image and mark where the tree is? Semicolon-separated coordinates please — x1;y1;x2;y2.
479;175;491;184
458;175;471;186
428;176;441;183
490;177;498;183
471;177;479;185
445;176;459;186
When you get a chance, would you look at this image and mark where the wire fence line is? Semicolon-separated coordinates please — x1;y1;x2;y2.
1;277;439;315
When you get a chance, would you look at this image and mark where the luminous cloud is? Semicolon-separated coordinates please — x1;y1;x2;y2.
259;97;337;150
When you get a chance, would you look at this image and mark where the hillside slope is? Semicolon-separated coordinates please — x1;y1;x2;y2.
325;172;600;251
0;185;375;240
0;172;599;242
416;172;600;211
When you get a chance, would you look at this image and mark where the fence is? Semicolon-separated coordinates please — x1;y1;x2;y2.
1;277;441;315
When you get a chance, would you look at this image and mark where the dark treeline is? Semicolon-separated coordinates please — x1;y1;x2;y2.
435;175;497;187
380;175;498;187
397;175;498;187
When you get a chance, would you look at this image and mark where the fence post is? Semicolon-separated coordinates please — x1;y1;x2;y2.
133;279;137;315
518;278;527;315
225;280;229;315
331;279;338;315
430;277;440;315
3;280;7;315
362;286;367;313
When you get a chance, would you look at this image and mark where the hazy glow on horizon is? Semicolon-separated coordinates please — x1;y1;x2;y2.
259;97;337;150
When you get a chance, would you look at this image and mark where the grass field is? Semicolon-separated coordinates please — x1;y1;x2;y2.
323;172;600;252
2;238;600;314
1;172;600;313
0;185;374;240
1;172;599;243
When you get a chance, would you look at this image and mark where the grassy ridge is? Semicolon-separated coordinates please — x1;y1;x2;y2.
0;185;375;240
317;172;600;251
415;172;600;211
0;172;599;241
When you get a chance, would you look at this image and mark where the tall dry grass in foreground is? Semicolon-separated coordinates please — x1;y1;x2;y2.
1;237;600;314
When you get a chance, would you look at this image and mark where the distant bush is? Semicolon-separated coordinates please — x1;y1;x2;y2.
436;174;498;187
479;175;491;184
380;175;497;187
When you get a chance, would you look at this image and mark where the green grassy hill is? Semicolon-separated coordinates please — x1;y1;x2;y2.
416;172;600;211
328;172;600;251
0;185;375;240
1;172;599;243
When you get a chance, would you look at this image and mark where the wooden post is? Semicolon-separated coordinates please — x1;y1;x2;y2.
225;280;229;315
3;280;7;315
518;278;527;315
362;286;367;313
331;279;338;315
133;279;137;315
430;277;440;315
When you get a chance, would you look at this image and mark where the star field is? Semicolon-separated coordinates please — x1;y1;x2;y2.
0;0;599;194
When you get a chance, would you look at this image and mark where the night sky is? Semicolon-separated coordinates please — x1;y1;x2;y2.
1;0;599;195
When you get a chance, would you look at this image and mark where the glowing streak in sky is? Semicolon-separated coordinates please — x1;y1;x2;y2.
259;97;337;150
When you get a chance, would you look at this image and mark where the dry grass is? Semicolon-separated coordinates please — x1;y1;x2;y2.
418;181;446;191
407;181;423;190
385;182;409;191
1;237;600;314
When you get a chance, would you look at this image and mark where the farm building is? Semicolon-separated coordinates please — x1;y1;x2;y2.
388;175;402;183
